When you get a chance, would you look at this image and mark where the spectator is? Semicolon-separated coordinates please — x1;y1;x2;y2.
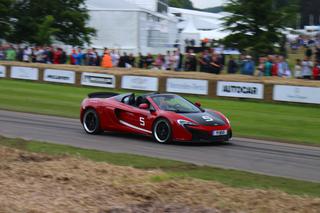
53;48;62;64
198;50;210;73
145;53;154;69
0;47;4;60
60;49;67;64
227;56;238;74
210;54;222;74
70;49;78;65
5;45;16;61
92;48;100;66
101;50;112;68
271;55;279;76
76;48;84;65
34;47;45;63
153;54;164;70
241;55;255;75
277;56;290;77
138;52;145;68
22;46;32;62
301;56;313;79
163;51;171;70
257;57;265;76
184;49;197;71
86;49;97;66
312;61;320;80
264;55;273;76
294;59;302;79
128;53;135;68
176;49;183;71
110;50;120;67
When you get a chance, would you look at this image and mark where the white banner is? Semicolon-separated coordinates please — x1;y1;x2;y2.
121;75;158;91
166;78;208;95
81;72;115;88
273;85;320;104
217;81;264;99
44;69;75;84
11;66;39;80
0;66;5;78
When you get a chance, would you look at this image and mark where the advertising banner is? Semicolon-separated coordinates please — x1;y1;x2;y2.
0;66;5;78
44;69;75;84
121;76;158;91
166;78;208;95
217;81;264;99
11;66;39;80
273;85;320;104
81;72;115;88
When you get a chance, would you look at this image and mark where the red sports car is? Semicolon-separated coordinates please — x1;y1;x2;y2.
80;92;232;143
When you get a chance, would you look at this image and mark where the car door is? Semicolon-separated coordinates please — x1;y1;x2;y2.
117;101;155;135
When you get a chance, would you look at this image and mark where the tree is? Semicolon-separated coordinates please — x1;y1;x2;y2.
169;0;193;9
7;0;96;46
34;15;60;46
0;0;14;39
222;0;298;56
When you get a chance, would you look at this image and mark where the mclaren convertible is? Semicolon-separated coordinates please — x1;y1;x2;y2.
80;92;232;143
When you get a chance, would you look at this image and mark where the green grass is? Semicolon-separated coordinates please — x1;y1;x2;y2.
0;79;319;145
1;136;320;197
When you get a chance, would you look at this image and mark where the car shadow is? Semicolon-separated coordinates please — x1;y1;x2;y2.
99;131;232;147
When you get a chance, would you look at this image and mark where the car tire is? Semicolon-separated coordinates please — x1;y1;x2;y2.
82;109;101;134
152;118;172;144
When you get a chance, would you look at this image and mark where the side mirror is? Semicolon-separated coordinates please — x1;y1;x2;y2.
139;103;149;110
195;102;201;107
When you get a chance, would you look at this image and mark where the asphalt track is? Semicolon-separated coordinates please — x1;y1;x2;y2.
0;109;320;182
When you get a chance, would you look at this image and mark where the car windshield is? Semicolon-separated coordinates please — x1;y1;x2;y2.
152;94;201;113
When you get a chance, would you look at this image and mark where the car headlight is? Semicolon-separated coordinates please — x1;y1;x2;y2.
177;119;197;127
225;117;231;125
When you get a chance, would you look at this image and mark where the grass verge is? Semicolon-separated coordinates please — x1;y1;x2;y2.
1;135;319;197
0;79;319;145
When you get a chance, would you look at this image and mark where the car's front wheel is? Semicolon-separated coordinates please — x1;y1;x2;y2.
152;118;172;144
82;109;101;134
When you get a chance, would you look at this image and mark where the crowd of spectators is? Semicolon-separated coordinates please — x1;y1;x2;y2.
0;42;319;80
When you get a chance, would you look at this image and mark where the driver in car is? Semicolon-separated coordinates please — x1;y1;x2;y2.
158;97;170;110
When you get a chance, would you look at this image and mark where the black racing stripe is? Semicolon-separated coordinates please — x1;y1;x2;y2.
179;111;226;126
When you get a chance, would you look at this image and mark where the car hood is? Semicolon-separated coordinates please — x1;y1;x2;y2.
179;111;227;126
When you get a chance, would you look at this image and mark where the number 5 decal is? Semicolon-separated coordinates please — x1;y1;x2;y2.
139;117;145;126
202;116;213;122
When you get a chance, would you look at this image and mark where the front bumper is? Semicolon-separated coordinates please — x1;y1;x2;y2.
185;126;232;143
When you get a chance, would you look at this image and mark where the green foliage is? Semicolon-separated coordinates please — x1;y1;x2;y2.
6;0;96;46
33;15;60;45
0;0;14;39
169;0;193;9
222;0;299;55
202;6;224;13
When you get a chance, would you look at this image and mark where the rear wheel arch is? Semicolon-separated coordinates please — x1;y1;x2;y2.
82;108;102;134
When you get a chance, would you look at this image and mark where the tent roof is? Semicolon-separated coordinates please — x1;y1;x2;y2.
182;17;200;34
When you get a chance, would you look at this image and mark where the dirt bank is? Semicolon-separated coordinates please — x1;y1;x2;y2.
0;146;319;213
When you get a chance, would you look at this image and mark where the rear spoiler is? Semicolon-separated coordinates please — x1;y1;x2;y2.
88;92;119;99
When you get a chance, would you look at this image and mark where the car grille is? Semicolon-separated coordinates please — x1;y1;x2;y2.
186;127;232;143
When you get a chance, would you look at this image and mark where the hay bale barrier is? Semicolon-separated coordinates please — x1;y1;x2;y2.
1;61;320;104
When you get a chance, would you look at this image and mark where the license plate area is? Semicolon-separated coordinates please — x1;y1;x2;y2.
212;130;228;136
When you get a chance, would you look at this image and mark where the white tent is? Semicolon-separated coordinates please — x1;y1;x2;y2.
180;17;201;45
86;0;178;54
199;29;230;40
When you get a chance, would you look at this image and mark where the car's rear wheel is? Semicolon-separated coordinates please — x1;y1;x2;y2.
82;109;101;134
153;118;172;144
